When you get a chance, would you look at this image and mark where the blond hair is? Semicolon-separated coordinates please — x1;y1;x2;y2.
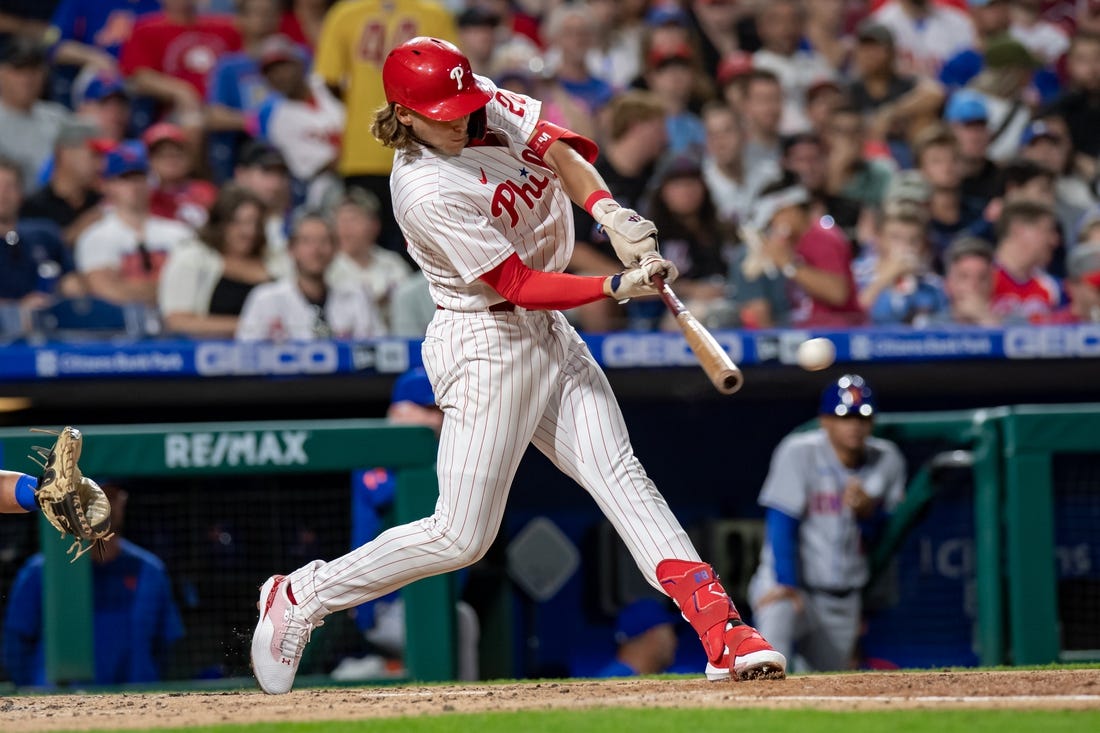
371;103;419;151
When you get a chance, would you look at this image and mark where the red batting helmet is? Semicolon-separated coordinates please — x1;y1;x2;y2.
383;37;492;121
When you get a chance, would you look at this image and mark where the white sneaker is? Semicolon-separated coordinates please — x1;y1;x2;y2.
251;575;317;694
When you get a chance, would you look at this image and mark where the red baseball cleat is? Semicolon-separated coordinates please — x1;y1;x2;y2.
705;622;787;681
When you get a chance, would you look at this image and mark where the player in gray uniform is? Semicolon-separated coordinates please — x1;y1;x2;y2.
748;374;905;671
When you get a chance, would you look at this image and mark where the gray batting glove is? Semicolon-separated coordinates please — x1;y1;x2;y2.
590;199;659;267
606;257;678;302
638;253;679;285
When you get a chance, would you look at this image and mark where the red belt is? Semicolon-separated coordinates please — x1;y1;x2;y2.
436;302;516;313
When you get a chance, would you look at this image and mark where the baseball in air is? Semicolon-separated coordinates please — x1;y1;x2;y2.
796;337;836;371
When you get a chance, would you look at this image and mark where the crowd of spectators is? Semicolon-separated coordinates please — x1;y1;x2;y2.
3;0;1100;342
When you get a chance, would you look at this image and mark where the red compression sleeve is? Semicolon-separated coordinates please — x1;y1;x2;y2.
479;253;606;310
527;120;599;163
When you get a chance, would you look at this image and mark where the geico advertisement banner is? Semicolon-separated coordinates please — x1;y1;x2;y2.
195;342;339;376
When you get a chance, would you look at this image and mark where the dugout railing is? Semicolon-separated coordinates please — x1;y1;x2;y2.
0;420;454;687
865;405;1100;667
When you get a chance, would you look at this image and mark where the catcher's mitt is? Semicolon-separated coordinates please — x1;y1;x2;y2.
29;427;113;561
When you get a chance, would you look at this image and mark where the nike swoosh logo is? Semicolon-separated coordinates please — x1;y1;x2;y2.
479;168;488;184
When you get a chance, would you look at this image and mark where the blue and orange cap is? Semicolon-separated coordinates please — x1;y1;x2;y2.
819;374;877;418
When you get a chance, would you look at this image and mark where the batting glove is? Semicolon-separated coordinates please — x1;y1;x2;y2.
590;199;659;267
606;257;678;302
638;253;679;285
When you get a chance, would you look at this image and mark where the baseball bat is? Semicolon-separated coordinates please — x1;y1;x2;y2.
651;274;744;395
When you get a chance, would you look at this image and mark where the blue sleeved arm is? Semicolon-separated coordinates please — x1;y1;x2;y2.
766;507;800;587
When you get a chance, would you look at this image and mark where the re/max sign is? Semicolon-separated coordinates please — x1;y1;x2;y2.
164;431;309;468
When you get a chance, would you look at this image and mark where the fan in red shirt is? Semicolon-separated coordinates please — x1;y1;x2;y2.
1047;243;1100;324
991;199;1063;323
144;122;216;229
737;171;866;328
278;0;329;50
119;0;241;114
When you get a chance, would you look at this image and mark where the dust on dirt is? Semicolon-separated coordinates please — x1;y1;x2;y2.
3;668;1099;732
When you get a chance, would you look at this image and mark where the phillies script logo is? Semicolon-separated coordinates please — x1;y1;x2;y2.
490;150;551;227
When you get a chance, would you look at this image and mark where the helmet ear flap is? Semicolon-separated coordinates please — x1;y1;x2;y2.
467;108;487;141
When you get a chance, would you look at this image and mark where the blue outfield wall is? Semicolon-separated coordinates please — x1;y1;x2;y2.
3;324;1100;382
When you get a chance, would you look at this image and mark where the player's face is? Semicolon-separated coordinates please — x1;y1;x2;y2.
396;106;471;156
821;415;874;454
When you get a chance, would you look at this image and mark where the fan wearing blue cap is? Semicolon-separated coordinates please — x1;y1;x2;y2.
746;374;906;672
595;598;680;677
74;139;193;307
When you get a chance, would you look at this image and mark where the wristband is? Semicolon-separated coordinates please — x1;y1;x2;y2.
608;272;622;296
15;474;38;512
584;190;613;216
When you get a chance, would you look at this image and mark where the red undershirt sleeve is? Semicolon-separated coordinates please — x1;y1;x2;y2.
526;120;599;164
478;253;607;310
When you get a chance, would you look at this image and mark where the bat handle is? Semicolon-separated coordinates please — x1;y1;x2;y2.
651;274;686;315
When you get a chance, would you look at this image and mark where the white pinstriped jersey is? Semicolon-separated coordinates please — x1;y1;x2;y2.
285;77;706;635
391;77;576;311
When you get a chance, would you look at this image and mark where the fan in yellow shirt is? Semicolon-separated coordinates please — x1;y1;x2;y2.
316;0;457;249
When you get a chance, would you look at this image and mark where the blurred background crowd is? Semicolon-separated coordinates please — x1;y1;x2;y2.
3;0;1100;340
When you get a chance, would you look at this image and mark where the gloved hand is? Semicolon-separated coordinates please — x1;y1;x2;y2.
590;198;659;267
29;427;114;562
605;256;679;302
637;253;679;285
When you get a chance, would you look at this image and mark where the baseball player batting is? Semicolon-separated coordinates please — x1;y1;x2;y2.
251;37;785;694
748;375;905;671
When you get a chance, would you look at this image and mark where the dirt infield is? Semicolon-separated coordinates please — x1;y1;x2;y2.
4;669;1099;732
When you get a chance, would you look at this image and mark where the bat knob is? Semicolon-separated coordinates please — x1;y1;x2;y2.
720;371;744;395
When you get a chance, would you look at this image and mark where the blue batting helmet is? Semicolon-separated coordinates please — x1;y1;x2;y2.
819;374;877;418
